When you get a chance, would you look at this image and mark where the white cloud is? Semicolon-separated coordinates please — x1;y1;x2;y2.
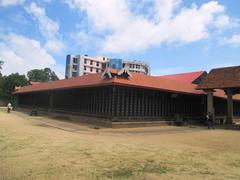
224;34;240;46
214;15;230;28
25;2;64;53
0;0;25;6
0;33;56;76
64;0;231;53
45;39;65;53
153;0;181;22
65;0;130;32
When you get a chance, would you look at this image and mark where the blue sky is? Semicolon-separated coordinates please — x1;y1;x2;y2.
0;0;240;78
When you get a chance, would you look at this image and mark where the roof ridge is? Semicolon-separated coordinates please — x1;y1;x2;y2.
158;71;204;77
211;65;240;71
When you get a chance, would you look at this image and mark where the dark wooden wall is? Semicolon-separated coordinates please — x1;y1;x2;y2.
214;97;240;116
17;85;205;120
18;86;114;118
112;86;205;121
17;85;240;121
18;92;50;108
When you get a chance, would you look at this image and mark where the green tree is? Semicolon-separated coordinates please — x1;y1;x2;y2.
27;68;59;82
0;73;28;99
43;68;59;81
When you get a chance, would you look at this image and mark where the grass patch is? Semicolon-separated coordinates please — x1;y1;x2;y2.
110;168;134;179
142;162;172;174
229;160;240;168
103;161;172;179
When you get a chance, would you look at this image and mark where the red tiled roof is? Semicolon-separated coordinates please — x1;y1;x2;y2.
14;71;202;95
197;66;240;89
14;70;240;101
14;73;113;94
113;73;203;95
108;68;119;74
159;71;205;84
30;81;41;85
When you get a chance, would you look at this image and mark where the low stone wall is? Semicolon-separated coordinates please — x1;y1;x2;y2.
112;121;175;128
15;107;112;127
15;107;203;128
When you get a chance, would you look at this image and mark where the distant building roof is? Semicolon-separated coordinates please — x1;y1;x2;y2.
197;66;240;90
159;71;206;84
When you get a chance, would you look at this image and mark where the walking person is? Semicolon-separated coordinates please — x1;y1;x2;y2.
7;102;12;113
206;112;214;129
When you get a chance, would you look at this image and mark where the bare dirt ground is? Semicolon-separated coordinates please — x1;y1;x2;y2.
0;108;240;180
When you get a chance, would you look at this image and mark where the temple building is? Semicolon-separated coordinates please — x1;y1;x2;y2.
14;67;240;127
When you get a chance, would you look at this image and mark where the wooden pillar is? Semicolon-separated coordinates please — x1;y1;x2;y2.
108;87;111;117
111;86;118;118
140;89;145;116
49;91;53;112
225;89;233;124
115;86;120;117
162;95;165;116
129;88;133;117
122;88;125;116
133;89;136;117
158;94;161;117
206;90;214;116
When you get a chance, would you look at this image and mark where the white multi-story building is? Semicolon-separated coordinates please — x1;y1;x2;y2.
65;55;107;78
65;54;150;78
123;60;150;75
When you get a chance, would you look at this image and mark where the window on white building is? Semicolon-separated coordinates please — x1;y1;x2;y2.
73;65;77;70
90;60;93;65
72;72;77;77
73;58;78;64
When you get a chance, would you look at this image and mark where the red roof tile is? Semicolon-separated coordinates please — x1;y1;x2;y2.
14;71;240;101
14;72;203;95
197;66;240;89
159;71;205;84
30;81;41;85
113;73;203;95
15;73;113;94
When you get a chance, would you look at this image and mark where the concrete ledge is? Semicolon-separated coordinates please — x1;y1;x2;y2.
15;107;203;128
112;121;175;128
15;107;112;128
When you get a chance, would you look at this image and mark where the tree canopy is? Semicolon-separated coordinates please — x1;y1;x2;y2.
0;73;28;99
0;67;59;101
27;68;59;82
